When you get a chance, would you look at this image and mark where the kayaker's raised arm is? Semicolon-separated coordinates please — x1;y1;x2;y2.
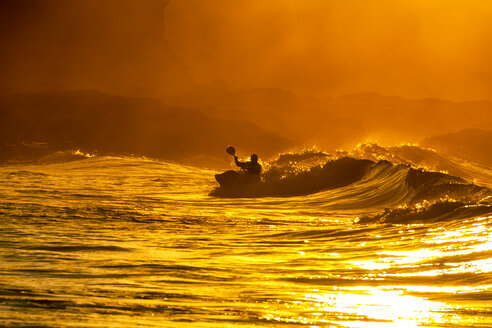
234;155;248;169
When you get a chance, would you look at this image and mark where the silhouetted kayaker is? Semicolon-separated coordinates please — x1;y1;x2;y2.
234;154;262;176
215;146;262;187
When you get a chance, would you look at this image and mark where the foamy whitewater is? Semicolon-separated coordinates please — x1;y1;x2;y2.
1;145;491;327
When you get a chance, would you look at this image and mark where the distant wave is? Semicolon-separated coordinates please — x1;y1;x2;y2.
211;145;492;223
35;150;96;164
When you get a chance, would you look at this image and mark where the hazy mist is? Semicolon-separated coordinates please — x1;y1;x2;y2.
165;0;492;101
0;0;191;97
1;0;491;164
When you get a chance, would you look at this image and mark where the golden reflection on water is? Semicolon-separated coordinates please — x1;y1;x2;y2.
262;217;492;327
354;217;492;275
306;289;447;327
261;284;490;327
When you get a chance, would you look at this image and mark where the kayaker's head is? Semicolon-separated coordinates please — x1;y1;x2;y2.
251;154;258;163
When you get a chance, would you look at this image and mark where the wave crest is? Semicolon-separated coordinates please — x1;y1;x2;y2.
36;150;95;164
211;145;492;223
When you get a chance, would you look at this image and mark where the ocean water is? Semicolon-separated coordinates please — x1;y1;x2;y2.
1;146;491;328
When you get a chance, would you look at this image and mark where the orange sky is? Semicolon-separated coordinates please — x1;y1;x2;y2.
1;0;491;102
165;0;492;101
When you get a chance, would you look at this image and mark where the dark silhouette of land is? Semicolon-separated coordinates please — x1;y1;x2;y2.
2;90;492;167
165;88;492;152
0;91;290;164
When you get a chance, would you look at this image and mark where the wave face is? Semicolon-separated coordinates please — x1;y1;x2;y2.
350;143;492;187
212;145;492;198
211;145;492;223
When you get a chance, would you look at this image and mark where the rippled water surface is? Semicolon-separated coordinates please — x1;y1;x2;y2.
0;155;491;327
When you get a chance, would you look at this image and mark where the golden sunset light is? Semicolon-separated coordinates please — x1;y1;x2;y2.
0;1;491;327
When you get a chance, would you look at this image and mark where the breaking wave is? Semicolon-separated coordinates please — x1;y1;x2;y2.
210;144;492;223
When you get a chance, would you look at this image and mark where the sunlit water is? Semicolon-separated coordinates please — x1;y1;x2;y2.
0;155;491;327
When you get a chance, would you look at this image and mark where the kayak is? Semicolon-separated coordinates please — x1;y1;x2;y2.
215;170;260;188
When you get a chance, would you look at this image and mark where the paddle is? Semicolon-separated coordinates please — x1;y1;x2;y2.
226;146;236;156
